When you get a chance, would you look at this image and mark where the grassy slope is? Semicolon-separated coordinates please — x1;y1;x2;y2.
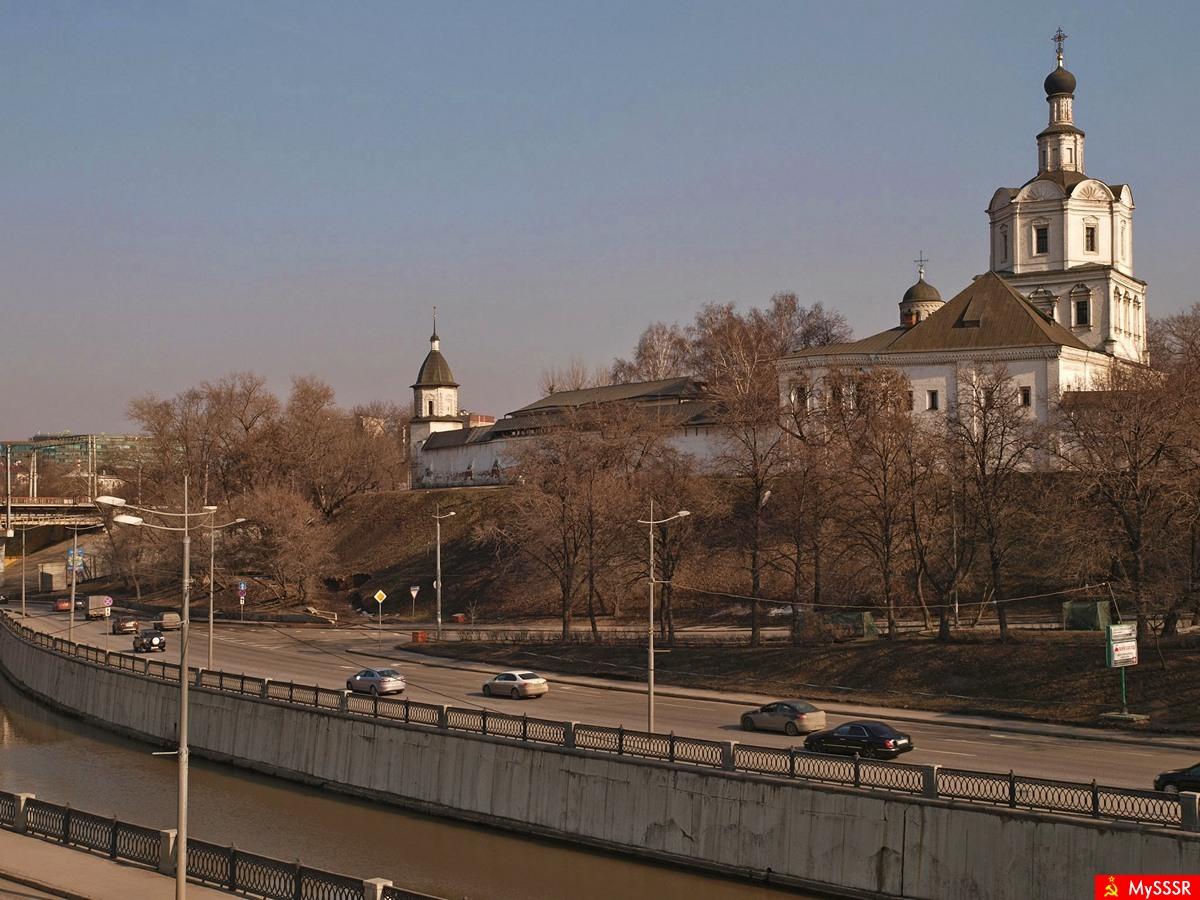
329;489;1200;734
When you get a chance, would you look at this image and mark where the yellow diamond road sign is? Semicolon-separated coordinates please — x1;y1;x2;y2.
374;590;387;604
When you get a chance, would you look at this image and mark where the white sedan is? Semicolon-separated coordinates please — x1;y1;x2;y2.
482;670;548;699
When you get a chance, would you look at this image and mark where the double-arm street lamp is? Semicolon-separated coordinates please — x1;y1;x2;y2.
433;504;455;639
96;477;216;900
638;500;690;734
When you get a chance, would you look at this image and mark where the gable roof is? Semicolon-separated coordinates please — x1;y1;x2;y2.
783;271;1092;361
507;376;707;416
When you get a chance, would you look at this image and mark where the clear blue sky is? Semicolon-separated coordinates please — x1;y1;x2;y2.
4;2;1197;438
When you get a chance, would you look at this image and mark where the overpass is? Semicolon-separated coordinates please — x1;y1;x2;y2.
2;497;104;529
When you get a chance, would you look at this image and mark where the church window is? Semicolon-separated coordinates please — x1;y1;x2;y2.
1000;225;1009;262
1085;225;1097;252
1074;299;1090;327
1035;226;1049;254
1066;146;1074;165
427;400;434;416
1020;386;1032;407
926;390;939;411
907;391;914;411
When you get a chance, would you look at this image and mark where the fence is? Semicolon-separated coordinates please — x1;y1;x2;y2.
1;612;1191;833
0;792;440;900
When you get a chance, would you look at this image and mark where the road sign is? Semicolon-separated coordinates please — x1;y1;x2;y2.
1106;623;1138;668
374;590;387;604
409;585;419;599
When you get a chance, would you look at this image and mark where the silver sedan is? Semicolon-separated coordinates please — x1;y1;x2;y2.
482;671;548;699
346;668;406;696
740;700;826;736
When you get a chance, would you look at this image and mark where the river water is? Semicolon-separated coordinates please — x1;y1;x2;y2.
0;672;823;900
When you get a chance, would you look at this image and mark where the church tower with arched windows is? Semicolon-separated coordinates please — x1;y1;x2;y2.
987;29;1146;363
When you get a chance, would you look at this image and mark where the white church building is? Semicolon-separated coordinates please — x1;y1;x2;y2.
777;32;1145;419
412;33;1150;488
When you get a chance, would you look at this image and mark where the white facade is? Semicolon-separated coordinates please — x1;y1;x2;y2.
988;40;1146;363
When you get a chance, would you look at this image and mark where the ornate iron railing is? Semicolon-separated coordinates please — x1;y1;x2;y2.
1;791;443;899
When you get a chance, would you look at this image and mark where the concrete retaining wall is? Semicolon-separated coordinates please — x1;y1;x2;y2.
2;619;1197;899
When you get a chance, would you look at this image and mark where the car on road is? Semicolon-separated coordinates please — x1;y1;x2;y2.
740;700;827;736
54;599;71;612
1154;762;1200;793
346;668;406;696
482;671;548;699
132;630;167;653
803;720;914;759
111;616;140;635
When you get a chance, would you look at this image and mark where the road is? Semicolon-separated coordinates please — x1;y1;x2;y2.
15;602;1200;792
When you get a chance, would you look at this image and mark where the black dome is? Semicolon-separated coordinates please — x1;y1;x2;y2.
1044;64;1076;96
902;278;941;304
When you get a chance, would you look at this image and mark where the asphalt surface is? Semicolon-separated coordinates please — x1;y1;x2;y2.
0;827;238;900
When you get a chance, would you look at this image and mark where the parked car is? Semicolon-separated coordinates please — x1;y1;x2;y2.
803;720;914;759
482;671;548;699
54;599;71;612
132;630;167;653
740;700;827;736
111;616;140;635
1154;762;1200;793
346;668;406;696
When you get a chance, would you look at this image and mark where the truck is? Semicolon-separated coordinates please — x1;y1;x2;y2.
86;596;112;620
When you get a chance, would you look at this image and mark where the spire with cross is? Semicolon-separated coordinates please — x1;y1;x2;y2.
1053;27;1067;63
914;251;929;281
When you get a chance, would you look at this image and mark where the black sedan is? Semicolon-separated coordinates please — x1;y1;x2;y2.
803;720;914;759
1154;762;1200;793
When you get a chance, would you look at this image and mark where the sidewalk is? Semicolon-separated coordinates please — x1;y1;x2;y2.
0;827;237;900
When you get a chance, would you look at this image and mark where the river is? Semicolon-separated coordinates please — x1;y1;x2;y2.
0;671;823;899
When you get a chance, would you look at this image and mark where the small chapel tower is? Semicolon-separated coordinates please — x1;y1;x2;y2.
409;311;464;484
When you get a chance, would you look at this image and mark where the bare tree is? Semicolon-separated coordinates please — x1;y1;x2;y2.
823;366;916;638
946;362;1044;636
611;322;690;383
1056;364;1196;638
537;357;613;396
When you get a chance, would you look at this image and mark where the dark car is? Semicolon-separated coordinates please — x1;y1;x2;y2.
803;720;914;759
133;630;167;653
1154;762;1200;793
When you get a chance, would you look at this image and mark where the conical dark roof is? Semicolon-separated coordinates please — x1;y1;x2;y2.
413;350;457;388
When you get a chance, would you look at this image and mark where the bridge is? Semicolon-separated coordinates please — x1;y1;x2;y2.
2;497;104;529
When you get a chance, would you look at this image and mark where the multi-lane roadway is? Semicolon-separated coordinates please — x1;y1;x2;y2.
15;604;1199;793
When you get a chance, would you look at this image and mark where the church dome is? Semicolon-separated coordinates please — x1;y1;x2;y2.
1044;63;1076;96
902;277;942;304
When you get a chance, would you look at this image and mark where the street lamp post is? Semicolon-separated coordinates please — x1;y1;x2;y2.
207;516;245;670
433;504;455;639
637;500;690;734
96;477;217;900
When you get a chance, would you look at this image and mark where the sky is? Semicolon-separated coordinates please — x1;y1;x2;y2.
4;1;1199;439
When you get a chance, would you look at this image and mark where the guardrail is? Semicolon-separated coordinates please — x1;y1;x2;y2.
3;612;1194;833
0;791;440;900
